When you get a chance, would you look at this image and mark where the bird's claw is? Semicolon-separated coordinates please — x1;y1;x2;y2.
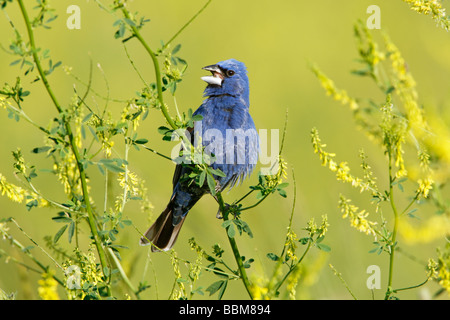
216;203;232;219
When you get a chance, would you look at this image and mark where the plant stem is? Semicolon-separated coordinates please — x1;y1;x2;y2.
271;240;313;297
162;0;213;51
1;220;64;287
392;276;431;294
385;149;399;300
119;6;177;130
140;144;173;161
216;192;254;299
17;0;111;293
107;248;140;299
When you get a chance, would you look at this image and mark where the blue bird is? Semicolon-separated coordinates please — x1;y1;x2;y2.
140;59;259;251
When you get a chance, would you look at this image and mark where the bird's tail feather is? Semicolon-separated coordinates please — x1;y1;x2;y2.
139;203;186;252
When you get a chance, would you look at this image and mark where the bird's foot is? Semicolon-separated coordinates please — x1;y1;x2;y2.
216;203;232;219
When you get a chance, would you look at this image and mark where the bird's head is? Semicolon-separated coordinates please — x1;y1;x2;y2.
201;59;249;105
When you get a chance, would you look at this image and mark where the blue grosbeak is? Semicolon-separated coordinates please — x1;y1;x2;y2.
140;59;259;251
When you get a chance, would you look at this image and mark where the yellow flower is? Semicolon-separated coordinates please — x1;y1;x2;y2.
311;129;378;194
398;215;449;244
339;195;378;237
249;275;270;300
311;66;359;111
402;0;450;30
286;265;302;300
0;174;25;203
417;178;434;198
436;244;450;293
285;228;298;262
38;271;60;300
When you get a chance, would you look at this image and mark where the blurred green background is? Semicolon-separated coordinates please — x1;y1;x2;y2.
0;0;449;299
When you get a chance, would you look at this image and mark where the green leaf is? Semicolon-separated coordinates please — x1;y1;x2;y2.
171;44;181;55
206;280;227;299
221;220;232;228
277;182;289;189
122;219;132;226
51;216;72;223
102;162;125;173
157;126;171;135
299;237;310;245
124;18;136;27
277;188;287;198
207;174;216;196
266;253;279;261
316;243;331;252
103;266;110;278
10;59;21;66
192;114;203;121
209;168;226;177
134;138;148;144
82;112;93;123
31;146;51;154
68;222;75;243
54;225;67;243
199;170;206;187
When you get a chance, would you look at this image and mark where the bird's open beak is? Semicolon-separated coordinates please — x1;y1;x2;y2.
201;64;223;86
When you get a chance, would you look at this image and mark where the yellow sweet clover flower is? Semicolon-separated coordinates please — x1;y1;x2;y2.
284;228;298;262
187;238;204;285
0;173;48;208
115;168;153;215
304;215;329;239
417;177;434;198
360;149;378;192
263;155;288;191
170;251;186;300
0;222;10;240
164;56;183;82
249;275;270;300
311;66;359;111
0;173;25;203
402;0;450;30
398;215;449;244
286;265;302;300
64;247;105;300
304;217;318;237
311;128;377;194
121;102;148;131
427;258;439;280
339;195;378;237
380;98;409;178
436;245;450;294
318;214;329;238
38;271;60;300
354;20;386;68
86;114;115;157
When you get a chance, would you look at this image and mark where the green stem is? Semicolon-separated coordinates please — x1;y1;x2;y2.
272;241;313;295
119;6;177;130
107;248;140;299
385;150;399;300
17;0;111;293
140;144;173;161
240;192;271;211
2;219;65;287
392;276;431;294
162;0;213;51
216;192;254;299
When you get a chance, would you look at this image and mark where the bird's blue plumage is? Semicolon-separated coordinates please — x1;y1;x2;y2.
140;59;259;251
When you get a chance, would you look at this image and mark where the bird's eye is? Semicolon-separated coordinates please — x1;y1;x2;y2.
226;69;235;77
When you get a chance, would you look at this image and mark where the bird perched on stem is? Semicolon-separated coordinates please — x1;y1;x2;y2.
140;59;259;251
